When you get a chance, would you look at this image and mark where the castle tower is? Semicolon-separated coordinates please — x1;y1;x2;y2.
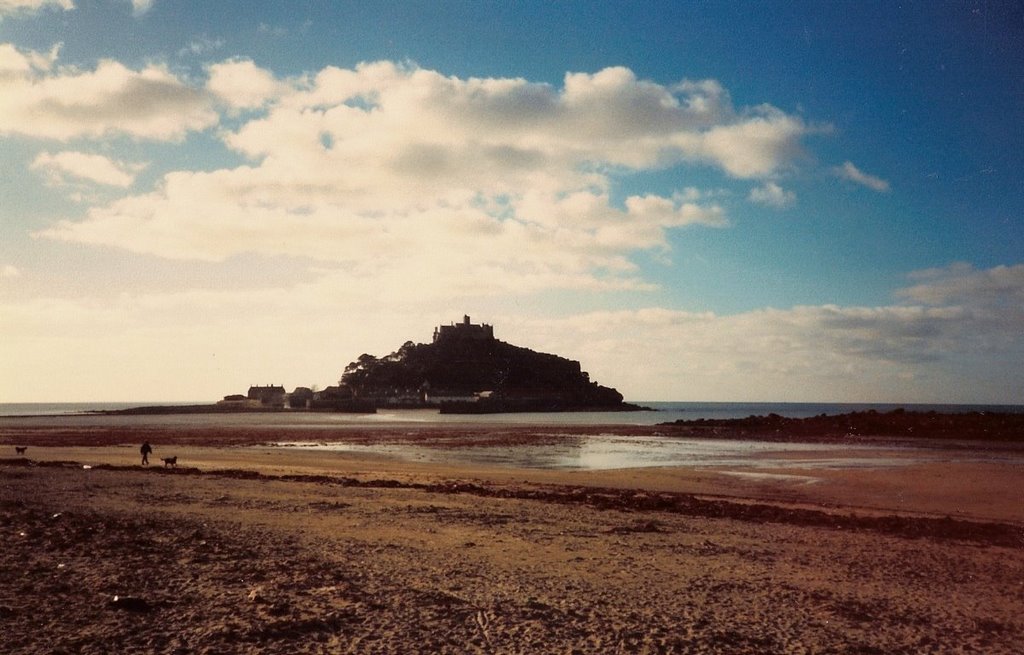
433;316;494;343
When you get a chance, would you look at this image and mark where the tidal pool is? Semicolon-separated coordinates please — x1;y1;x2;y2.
270;434;926;472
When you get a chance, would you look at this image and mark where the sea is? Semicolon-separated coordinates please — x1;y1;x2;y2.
1;401;1021;425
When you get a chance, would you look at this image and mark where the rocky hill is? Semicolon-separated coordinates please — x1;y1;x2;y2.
340;317;637;412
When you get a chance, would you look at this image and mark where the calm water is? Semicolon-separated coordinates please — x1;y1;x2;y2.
273;435;934;473
0;402;206;417
2;400;1022;422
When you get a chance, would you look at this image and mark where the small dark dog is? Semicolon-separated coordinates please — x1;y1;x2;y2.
15;446;27;455
161;456;178;468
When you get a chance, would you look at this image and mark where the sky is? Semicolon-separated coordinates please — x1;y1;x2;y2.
1;0;1023;404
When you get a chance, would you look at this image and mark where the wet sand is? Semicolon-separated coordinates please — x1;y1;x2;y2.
2;425;1023;653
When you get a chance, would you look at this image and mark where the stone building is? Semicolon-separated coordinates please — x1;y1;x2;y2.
247;385;286;407
432;315;494;343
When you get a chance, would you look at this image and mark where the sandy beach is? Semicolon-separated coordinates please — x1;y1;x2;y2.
2;423;1023;654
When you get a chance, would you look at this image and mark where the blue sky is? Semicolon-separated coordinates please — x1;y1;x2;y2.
1;0;1022;403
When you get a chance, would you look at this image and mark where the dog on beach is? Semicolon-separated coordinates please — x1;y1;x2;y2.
15;446;27;455
160;456;178;468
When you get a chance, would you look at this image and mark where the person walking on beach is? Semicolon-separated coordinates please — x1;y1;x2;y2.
140;442;152;466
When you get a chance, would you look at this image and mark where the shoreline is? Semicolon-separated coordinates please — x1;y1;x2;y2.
3;427;1024;524
4;419;1024;451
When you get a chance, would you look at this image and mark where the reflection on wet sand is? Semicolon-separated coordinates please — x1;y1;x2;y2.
271;434;939;472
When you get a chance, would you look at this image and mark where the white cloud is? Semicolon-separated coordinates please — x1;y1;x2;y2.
833;160;891;192
1;264;21;278
695;112;816;178
0;42;60;75
35;61;839;294
31;150;145;187
748;181;796;209
512;264;1024;402
0;42;217;140
128;0;152;16
206;58;287;111
0;0;72;17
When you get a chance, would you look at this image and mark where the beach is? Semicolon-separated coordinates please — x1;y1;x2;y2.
2;421;1023;654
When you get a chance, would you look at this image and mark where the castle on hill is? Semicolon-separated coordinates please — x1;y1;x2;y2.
217;315;635;413
432;315;494;343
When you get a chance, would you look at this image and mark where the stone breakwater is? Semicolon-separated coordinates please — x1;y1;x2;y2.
661;409;1024;441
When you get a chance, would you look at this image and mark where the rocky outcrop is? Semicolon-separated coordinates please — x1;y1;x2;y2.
341;325;636;412
660;409;1024;441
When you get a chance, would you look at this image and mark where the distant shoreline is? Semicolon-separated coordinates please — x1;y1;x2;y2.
3;409;1024;448
90;404;372;416
5;401;649;418
0;404;299;419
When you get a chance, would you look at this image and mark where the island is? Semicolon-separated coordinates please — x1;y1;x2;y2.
332;315;641;413
100;316;640;415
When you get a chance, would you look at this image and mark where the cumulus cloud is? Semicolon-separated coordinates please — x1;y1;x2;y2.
0;41;60;74
36;61;837;293
695;112;816;178
31;150;145;187
0;0;72;18
206;58;287;111
748;181;796;209
0;42;217;140
833;161;891;192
